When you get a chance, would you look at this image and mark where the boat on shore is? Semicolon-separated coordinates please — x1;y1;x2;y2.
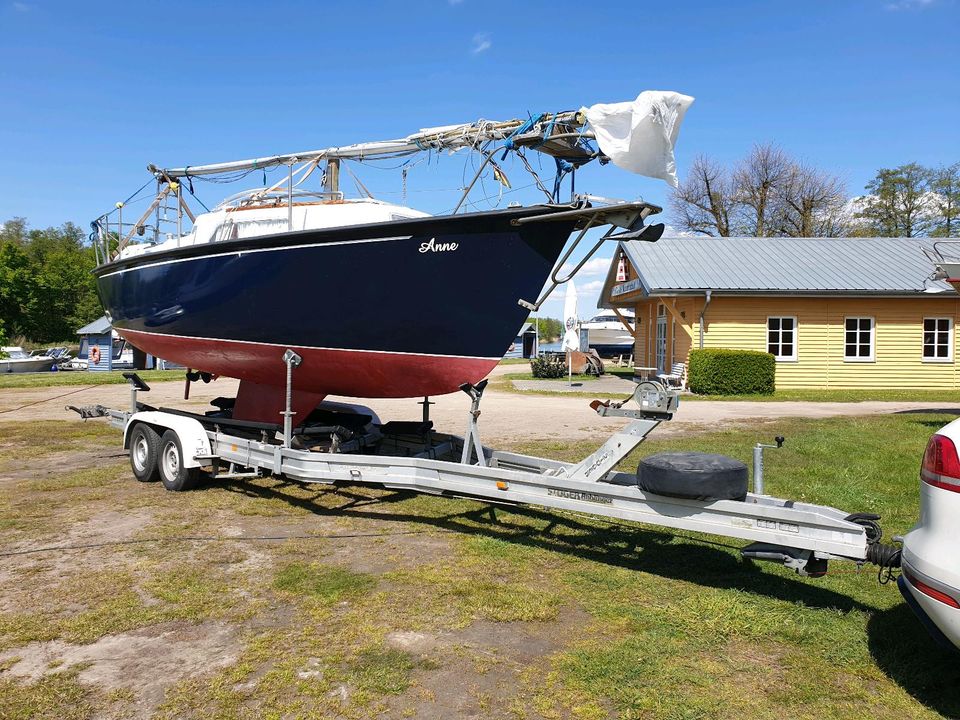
0;347;56;374
91;91;693;423
582;310;635;357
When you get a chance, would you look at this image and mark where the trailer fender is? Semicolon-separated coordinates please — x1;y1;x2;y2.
123;411;212;469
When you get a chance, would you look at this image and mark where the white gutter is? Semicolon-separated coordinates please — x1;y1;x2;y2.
698;289;712;349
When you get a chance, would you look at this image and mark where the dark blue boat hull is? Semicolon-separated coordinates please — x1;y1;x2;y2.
95;207;577;400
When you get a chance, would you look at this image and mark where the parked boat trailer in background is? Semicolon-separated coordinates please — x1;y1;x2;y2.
70;354;902;582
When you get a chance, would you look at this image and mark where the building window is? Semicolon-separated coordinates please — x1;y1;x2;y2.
844;317;875;362
923;317;953;362
767;317;797;361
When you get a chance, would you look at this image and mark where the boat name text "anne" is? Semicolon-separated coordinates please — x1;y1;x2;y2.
419;238;459;253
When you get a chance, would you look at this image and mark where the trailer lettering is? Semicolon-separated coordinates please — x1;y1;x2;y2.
547;489;612;505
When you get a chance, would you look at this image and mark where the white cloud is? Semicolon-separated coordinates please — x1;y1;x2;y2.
559;256;612;278
471;32;491;55
579;280;605;294
885;0;935;9
448;0;464;4
11;2;31;11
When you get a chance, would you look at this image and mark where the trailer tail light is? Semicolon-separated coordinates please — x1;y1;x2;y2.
903;568;960;609
921;434;960;493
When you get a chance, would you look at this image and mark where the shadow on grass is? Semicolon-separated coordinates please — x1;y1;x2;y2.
202;476;960;713
209;477;872;616
867;603;960;717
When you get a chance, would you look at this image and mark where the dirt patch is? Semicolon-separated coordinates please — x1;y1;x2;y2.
382;606;591;719
0;620;239;719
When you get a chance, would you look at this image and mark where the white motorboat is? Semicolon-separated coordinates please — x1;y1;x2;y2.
582;310;635;357
0;347;56;374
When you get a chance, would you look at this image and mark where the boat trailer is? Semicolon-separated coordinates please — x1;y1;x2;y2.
70;361;902;580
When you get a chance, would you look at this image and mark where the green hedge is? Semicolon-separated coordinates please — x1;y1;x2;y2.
531;355;567;379
688;348;776;395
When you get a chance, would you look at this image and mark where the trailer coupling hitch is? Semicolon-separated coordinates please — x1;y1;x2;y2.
741;543;830;577
66;404;110;419
741;512;902;580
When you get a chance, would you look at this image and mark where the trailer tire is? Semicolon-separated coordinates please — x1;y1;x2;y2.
129;423;161;483
158;429;200;492
636;452;748;501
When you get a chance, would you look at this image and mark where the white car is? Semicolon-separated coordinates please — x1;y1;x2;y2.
900;420;960;650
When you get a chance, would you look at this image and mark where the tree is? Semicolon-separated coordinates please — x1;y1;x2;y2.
857;163;932;237
531;316;562;342
671;148;850;237
732;143;791;237
0;218;102;342
929;162;960;237
775;162;849;237
669;155;735;236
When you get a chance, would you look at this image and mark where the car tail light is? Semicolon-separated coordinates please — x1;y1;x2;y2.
921;434;960;493
903;568;960;609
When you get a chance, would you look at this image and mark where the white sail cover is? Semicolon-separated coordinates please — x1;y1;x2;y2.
582;90;694;187
562;280;580;351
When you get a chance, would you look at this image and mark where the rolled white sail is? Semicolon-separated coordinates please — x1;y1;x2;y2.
582;90;695;187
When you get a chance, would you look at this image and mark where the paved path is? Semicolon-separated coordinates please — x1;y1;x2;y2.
1;379;957;443
511;374;637;394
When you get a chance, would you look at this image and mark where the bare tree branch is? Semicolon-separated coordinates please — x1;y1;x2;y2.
731;143;791;236
669;155;734;236
775;163;849;237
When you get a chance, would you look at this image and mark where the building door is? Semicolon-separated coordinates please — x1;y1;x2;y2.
656;305;667;371
522;333;536;359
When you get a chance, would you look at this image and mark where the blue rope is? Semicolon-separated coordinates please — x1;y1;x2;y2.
532;112;558;150
553;158;574;200
501;112;544;160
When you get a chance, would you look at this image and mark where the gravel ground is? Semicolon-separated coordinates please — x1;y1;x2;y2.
1;376;957;443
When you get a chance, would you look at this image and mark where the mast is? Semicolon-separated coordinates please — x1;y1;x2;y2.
324;159;340;195
155;111;589;179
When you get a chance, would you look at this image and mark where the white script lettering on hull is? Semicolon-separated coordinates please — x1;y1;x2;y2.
419;238;459;253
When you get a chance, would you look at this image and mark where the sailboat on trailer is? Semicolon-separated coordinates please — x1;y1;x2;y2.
91;91;693;423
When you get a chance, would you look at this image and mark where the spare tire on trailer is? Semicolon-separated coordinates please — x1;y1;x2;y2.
636;452;748;501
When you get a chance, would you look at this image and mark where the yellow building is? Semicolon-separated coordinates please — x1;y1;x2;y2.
598;237;959;389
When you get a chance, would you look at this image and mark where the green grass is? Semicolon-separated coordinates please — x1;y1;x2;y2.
1;414;959;718
273;563;375;604
681;387;960;402
0;369;184;389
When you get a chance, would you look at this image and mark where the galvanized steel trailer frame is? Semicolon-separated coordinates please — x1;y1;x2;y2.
80;373;884;575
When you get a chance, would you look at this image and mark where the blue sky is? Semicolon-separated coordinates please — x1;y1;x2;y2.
1;0;958;314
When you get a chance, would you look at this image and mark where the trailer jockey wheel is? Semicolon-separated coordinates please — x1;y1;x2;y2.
128;423;161;483
158;430;200;491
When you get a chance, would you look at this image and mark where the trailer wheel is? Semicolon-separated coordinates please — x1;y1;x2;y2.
158;429;200;492
129;423;160;483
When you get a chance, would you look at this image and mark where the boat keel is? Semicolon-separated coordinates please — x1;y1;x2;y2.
233;379;326;427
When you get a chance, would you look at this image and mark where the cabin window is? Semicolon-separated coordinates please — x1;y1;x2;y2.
923;317;953;362
844;317;875;362
767;317;797;362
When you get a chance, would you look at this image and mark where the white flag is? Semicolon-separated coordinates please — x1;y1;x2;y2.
562;280;580;351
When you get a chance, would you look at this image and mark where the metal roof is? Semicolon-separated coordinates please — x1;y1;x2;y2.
76;316;112;335
607;236;953;300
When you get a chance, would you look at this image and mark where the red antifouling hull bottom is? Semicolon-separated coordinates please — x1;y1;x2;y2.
121;328;498;423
